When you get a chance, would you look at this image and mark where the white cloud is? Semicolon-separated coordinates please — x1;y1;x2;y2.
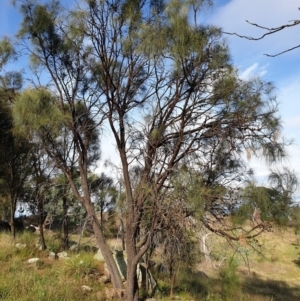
239;62;268;80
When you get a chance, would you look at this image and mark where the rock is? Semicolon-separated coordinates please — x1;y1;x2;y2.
28;258;39;264
81;285;93;292
48;251;56;260
57;251;68;258
94;249;105;261
35;244;43;250
57;251;70;260
69;244;79;251
16;243;26;249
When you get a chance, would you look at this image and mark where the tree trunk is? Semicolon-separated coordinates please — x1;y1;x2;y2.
200;233;211;265
10;202;15;239
125;220;139;301
126;261;139;301
38;200;47;250
85;202;123;290
62;195;69;250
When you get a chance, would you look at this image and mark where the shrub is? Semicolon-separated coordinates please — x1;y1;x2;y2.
219;258;242;301
64;253;98;278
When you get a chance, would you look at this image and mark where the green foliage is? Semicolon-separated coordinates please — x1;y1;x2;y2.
47;235;62;253
219;259;242;301
64;253;98;278
0;38;16;71
13;88;69;138
234;178;297;226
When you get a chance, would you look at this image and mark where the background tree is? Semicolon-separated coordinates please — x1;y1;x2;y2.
22;144;54;249
89;172;118;231
0;69;33;238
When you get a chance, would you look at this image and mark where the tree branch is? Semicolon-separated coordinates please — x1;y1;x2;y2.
223;19;300;57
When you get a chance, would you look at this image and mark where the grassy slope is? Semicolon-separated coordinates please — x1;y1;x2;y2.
200;227;300;301
1;227;300;301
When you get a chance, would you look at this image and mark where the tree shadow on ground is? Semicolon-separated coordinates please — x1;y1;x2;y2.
292;258;300;267
242;274;300;301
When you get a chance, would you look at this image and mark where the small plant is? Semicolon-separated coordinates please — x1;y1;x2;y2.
219;258;242;301
64;253;98;278
47;235;62;253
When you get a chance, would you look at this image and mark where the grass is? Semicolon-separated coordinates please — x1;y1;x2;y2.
0;232;107;301
1;226;300;301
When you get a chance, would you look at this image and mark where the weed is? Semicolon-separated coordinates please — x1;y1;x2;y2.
64;253;98;278
219;258;242;301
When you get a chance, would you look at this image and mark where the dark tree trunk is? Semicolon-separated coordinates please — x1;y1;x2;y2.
38;200;47;250
62;195;69;250
10;202;16;239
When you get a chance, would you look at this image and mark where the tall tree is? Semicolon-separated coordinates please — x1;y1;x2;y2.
74;0;286;299
12;0;288;300
13;0;123;289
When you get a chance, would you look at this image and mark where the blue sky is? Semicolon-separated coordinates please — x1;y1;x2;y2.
1;0;299;191
206;0;300;186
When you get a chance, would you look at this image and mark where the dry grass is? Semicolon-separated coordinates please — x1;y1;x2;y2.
1;225;300;301
195;226;300;301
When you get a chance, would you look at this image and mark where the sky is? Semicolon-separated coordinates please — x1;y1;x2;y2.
206;0;300;188
1;0;299;194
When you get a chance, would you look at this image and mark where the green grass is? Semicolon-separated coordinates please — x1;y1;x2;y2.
1;226;300;301
0;232;107;301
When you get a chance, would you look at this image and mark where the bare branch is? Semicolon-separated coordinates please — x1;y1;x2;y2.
223;18;300;57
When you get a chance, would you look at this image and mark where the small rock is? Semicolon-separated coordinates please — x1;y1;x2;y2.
57;251;68;258
57;251;70;260
94;249;104;261
16;243;26;249
69;244;79;251
28;258;39;264
35;244;43;250
82;285;93;292
48;251;56;260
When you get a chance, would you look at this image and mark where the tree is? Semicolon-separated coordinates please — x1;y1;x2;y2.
89;172;118;229
12;0;288;300
13;0;123;290
23;144;54;249
0;68;33;238
74;0;286;299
